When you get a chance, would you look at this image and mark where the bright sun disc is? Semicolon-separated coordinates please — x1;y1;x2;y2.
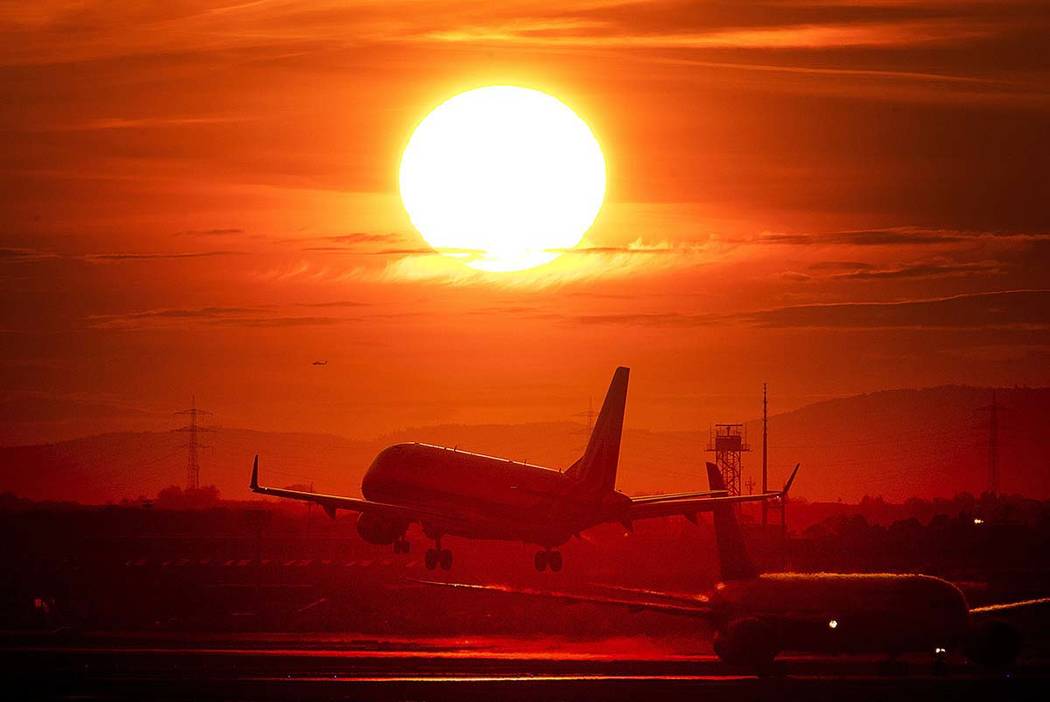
399;86;606;272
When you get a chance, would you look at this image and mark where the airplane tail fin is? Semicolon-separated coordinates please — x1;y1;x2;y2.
565;367;629;495
705;462;759;581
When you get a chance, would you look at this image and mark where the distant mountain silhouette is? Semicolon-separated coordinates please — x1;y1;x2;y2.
0;429;367;505
745;385;1050;501
0;386;1047;504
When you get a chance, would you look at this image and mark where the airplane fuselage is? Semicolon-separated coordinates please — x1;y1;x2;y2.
361;442;630;546
710;572;971;657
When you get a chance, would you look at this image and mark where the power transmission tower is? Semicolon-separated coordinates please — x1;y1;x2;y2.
977;391;1004;497
571;396;595;452
761;383;769;526
175;397;212;490
707;424;751;496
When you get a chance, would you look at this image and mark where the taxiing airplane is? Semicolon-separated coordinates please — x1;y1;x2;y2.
425;462;1049;669
250;367;785;571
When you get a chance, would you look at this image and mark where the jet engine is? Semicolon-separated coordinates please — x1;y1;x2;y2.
713;617;780;669
355;513;406;545
966;619;1021;667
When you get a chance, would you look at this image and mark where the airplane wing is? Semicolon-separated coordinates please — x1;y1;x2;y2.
414;579;712;618
626;463;800;523
630;489;728;504
249;456;450;523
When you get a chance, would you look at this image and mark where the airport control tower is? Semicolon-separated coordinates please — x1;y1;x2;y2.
706;424;750;496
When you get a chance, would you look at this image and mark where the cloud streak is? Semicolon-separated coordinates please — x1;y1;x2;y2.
0;246;244;264
574;290;1050;331
86;305;353;331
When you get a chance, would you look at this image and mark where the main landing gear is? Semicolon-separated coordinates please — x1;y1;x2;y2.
392;537;410;554
534;549;563;572
424;535;452;571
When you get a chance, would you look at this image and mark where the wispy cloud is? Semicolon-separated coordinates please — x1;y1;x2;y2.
175;228;245;237
84;250;244;262
742;289;1050;329
0;247;59;263
375;238;711;287
322;232;403;246
829;261;1001;281
0;246;244;264
793;259;1003;281
23;115;250;132
87;305;353;331
421;19;994;51
757;227;1050;247
573;290;1050;331
759;227;969;246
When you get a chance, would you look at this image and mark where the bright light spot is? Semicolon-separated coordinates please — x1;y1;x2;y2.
399;86;606;272
935;647;947;654
973;518;984;525
828;619;838;629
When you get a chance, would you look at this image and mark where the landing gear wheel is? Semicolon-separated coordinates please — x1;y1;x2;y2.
424;548;438;570
715;618;779;671
547;550;563;572
439;549;453;570
534;551;548;571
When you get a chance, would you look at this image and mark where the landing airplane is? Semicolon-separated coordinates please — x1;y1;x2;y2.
312;360;328;366
425;462;1049;669
250;367;785;571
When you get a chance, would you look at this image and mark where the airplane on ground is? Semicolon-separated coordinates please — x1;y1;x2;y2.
424;462;1049;669
250;366;786;571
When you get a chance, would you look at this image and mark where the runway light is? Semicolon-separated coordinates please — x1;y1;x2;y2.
828;619;838;629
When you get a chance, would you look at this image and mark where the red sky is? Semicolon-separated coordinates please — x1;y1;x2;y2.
2;1;1049;445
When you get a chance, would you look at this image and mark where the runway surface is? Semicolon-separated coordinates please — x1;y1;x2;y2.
3;631;1047;701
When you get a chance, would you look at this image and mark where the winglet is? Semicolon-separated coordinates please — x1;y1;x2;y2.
250;455;260;492
782;463;800;496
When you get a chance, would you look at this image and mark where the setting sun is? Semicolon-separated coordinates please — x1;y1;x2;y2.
399;86;606;272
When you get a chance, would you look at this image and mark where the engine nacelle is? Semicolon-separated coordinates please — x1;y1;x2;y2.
713;617;780;669
355;512;406;545
966;619;1021;668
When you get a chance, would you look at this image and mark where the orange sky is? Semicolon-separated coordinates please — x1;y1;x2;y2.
2;1;1049;446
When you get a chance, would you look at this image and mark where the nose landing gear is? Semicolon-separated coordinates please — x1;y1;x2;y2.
392;537;410;554
424;535;452;570
534;549;563;572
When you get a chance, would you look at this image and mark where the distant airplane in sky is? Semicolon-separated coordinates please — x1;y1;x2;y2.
426;462;1048;669
250;367;785;571
312;360;328;366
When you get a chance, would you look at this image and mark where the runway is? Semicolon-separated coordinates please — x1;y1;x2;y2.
3;632;1047;701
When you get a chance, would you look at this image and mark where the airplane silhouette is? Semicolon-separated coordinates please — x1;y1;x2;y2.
424;462;1049;669
250;367;784;571
312;360;328;366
